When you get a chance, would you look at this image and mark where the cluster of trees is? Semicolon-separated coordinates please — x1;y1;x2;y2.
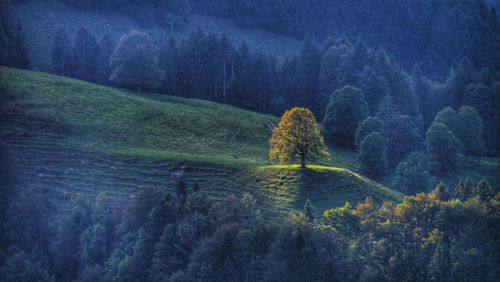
50;26;115;85
192;0;500;77
1;176;498;281
2;17;499;160
0;13;30;70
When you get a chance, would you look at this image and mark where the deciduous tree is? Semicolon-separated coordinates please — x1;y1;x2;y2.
270;107;329;168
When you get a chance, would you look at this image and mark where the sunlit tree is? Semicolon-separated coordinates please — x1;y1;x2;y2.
269;107;329;168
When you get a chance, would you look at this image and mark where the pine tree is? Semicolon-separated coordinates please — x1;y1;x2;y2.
454;177;475;201
51;27;71;76
431;182;451;201
11;19;29;69
97;33;114;85
376;93;400;124
303;199;314;223
71;27;99;82
474;178;495;202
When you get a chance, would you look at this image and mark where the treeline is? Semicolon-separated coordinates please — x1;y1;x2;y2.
3;20;499;158
24;0;499;77
0;178;498;281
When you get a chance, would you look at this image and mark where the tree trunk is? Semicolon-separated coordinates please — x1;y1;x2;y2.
301;156;306;168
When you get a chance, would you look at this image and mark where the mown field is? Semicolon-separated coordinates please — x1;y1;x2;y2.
0;67;411;219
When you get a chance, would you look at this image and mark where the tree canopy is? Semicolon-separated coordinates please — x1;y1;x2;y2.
269;107;329;168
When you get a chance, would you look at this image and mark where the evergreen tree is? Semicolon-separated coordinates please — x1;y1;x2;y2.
323;85;368;147
358;132;388;178
51;27;71;76
0;19;8;65
97;33;114;85
71;27;99;82
109;31;165;91
431;182;451;201
474;178;495;202
10;19;29;69
303;199;314;223
425;122;461;173
375;93;400;124
454;177;475;201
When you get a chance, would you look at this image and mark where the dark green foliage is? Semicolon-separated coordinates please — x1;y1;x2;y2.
0;250;54;282
463;83;500;155
323;85;368;147
355;117;384;150
303;199;314;223
456;106;486;156
1;176;499;281
264;214;337;282
425;122;461;173
454;177;475;201
109;31;164;91
434;107;458;133
434;106;485;156
71;27;99;82
474;178;495;202
51;27;71;76
394;151;434;195
375;94;401;124
0;19;8;65
9;19;29;69
357;132;387;178
431;182;451;201
384;115;422;167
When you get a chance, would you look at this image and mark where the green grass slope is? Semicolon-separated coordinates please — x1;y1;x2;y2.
0;67;403;218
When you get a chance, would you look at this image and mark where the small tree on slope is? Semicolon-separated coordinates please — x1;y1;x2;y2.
269;107;329;168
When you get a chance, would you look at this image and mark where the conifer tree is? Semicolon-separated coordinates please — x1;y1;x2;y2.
474;178;495;202
454;177;475;201
71;27;99;82
11;19;29;69
51;27;71;76
303;199;314;223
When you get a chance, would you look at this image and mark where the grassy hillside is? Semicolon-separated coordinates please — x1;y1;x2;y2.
0;67;405;218
5;1;301;72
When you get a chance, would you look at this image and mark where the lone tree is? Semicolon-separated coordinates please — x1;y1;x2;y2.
269;107;329;168
109;31;164;91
